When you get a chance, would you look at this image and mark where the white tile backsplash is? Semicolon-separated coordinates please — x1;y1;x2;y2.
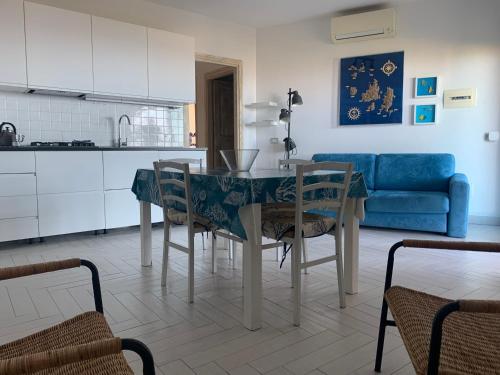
0;91;185;147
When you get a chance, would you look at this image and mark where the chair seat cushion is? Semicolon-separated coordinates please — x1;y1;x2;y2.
385;286;500;375
366;190;449;214
167;208;218;232
261;203;336;240
0;311;133;374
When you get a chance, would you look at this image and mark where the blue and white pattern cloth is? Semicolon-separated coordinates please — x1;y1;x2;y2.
132;169;368;240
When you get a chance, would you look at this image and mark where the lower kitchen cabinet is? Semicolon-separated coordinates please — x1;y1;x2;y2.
105;189;162;229
0;149;206;242
0;196;38;220
0;151;35;174
0;217;39;242
103;151;158;190
38;191;105;237
36;151;103;194
0;174;37;197
104;189;138;229
158;150;206;165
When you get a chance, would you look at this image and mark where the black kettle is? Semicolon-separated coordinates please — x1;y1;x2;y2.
0;122;17;146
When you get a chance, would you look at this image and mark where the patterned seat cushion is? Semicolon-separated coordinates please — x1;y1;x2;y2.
261;203;336;240
166;209;218;232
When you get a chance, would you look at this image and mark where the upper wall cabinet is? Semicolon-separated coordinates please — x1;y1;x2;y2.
24;2;93;93
92;17;148;98
148;28;196;103
0;0;27;89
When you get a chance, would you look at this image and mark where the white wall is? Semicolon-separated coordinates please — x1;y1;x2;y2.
30;0;257;148
256;0;500;221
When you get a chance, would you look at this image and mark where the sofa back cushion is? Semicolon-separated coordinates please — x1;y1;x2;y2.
312;153;376;189
375;154;455;192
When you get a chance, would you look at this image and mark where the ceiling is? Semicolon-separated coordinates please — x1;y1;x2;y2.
146;0;414;28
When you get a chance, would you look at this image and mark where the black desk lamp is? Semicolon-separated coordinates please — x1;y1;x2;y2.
279;89;303;164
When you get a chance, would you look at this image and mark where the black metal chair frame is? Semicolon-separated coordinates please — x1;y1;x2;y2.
374;240;489;375
1;259;156;375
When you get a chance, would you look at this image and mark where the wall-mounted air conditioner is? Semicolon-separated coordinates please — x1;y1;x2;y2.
331;8;396;44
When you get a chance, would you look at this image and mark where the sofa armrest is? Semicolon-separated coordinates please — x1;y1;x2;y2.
447;173;470;238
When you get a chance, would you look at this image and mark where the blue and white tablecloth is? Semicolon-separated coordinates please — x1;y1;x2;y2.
132;169;368;240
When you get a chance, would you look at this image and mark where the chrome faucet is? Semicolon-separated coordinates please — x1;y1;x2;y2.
118;114;131;147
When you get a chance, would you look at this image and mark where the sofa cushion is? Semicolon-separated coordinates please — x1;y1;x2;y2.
375;154;455;192
363;212;448;233
312;153;376;189
366;190;450;214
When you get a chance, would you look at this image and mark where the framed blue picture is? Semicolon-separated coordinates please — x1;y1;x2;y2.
414;76;438;97
339;51;404;125
413;104;437;125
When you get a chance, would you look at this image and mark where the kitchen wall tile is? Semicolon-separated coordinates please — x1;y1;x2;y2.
0;91;185;147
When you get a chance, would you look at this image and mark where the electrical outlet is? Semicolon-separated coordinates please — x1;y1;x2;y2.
270;137;279;144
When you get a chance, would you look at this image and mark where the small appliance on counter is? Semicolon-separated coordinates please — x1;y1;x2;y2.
0;122;24;146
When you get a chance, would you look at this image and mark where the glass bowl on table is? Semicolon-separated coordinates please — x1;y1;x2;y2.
220;149;259;172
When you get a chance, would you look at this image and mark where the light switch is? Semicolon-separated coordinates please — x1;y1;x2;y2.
487;131;499;142
443;88;477;108
270;137;279;144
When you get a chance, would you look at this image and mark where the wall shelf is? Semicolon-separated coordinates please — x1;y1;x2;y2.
245;101;278;110
246;120;280;127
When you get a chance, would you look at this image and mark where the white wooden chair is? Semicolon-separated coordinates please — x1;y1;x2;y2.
166;158;206;251
278;159;314;273
261;161;353;325
216;159;312;284
153;159;217;303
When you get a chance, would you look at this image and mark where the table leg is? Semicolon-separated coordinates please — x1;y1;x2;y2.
344;199;359;294
239;203;262;331
140;201;152;267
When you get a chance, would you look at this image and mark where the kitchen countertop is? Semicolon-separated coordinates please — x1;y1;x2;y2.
0;146;207;152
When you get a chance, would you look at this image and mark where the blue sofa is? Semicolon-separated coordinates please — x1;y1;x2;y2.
312;153;470;238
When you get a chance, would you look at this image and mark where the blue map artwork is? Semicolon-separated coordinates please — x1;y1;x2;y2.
339;51;404;125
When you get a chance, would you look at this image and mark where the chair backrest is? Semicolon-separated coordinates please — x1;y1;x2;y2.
279;159;313;169
153;160;194;227
295;161;353;237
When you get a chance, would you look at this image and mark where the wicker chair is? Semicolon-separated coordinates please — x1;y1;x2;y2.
0;259;155;375
375;239;500;375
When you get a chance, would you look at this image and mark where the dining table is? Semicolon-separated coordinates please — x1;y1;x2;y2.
131;167;368;331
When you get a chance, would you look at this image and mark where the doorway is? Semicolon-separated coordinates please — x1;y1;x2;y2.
193;55;242;169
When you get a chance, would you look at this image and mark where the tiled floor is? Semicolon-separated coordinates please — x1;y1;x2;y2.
0;224;499;374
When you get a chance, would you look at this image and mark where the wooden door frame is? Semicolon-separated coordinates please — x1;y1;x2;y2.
196;54;243;151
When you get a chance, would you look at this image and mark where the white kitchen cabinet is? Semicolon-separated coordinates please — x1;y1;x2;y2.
148;28;196;103
0;218;39;242
104;189;140;229
103;151;162;229
0;174;36;197
36;151;103;194
103;151;158;190
151;205;163;223
0;0;27;89
0;151;38;242
0;152;35;174
92;16;148;98
24;2;93;93
158;150;207;166
0;196;37;220
38;191;105;237
105;188;163;229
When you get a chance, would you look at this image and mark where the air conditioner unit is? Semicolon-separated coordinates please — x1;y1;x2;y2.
331;8;396;44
